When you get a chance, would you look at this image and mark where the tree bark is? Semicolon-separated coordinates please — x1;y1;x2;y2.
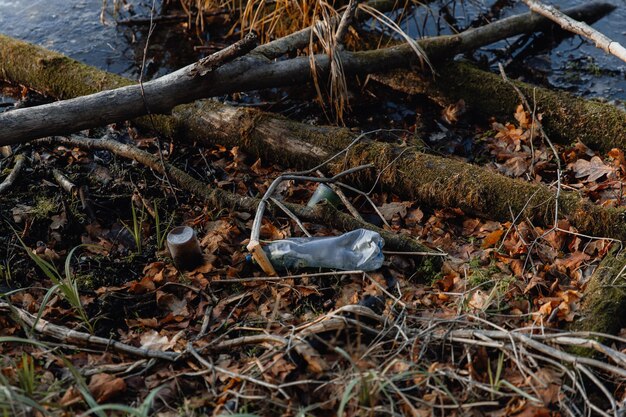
0;2;614;145
522;0;626;64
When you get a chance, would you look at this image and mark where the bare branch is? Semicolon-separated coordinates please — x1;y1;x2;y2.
335;0;359;45
0;154;25;194
522;0;626;63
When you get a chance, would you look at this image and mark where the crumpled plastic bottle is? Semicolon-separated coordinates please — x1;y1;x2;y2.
262;229;384;271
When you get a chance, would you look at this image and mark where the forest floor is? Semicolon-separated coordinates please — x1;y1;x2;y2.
1;2;626;416
1;75;625;416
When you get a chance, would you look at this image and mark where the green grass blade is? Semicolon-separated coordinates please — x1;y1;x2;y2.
0;337;47;348
338;378;359;417
32;284;60;332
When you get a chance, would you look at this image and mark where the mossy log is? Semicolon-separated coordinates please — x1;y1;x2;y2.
3;35;626;243
151;101;626;245
0;2;615;144
571;247;626;337
375;61;626;154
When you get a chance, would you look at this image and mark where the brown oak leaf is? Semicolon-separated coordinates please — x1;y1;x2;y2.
88;373;126;403
569;156;615;182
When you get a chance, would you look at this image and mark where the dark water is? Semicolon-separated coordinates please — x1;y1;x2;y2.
1;0;626;102
0;0;144;76
404;0;626;101
0;0;199;80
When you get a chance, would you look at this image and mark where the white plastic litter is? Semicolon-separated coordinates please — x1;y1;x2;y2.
263;229;384;271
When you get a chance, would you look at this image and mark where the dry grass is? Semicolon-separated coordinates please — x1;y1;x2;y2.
177;1;429;122
180;0;336;42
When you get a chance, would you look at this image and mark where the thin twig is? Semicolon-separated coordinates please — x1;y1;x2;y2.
0;302;181;361
383;250;448;256
0;154;25;194
335;0;359;45
209;334;288;351
188;32;258;77
315;170;364;222
270;197;312;237
52;168;77;195
187;342;289;398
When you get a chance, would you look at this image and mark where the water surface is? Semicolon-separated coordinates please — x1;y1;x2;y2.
1;1;626;102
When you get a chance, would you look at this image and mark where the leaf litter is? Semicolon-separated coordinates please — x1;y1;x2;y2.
0;101;623;417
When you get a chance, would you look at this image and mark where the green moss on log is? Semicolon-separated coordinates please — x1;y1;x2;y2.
0;34;131;98
376;62;626;153
337;142;626;241
571;248;626;338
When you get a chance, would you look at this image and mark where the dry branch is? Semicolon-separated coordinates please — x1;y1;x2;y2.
334;0;359;45
188;32;257;77
523;0;626;63
52;168;77;195
253;0;429;59
0;154;25;194
0;2;613;145
0;302;181;361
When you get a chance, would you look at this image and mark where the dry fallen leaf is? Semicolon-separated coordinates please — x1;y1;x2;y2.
88;373;126;403
441;99;466;124
569;156;615;182
482;229;504;249
156;291;190;317
59;386;83;407
140;330;174;351
468;290;490;310
498;156;529;177
404;206;424;227
379;201;412;221
534;368;563;405
128;275;156;294
514;104;532;129
608;147;626;173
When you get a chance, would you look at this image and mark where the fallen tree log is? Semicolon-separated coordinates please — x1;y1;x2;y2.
374;61;626;154
3;33;626;243
0;1;614;145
